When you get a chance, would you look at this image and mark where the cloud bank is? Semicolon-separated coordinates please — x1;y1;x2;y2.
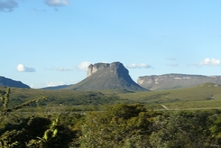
46;81;65;87
45;0;69;7
45;67;74;71
126;63;152;69
166;58;177;61
200;58;220;66
78;61;91;71
44;62;92;72
44;62;152;73
0;0;18;12
167;64;179;67
17;64;36;72
0;0;70;12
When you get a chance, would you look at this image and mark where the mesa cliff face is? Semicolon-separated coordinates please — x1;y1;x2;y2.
87;63;110;77
87;62;130;78
67;62;146;91
137;74;221;90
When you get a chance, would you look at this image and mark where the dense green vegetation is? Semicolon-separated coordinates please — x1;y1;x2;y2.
1;84;221;147
2;82;221;110
0;87;122;110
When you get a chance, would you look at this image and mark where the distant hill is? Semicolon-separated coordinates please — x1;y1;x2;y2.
118;82;221;109
137;73;221;90
42;85;71;90
66;62;147;91
0;76;30;88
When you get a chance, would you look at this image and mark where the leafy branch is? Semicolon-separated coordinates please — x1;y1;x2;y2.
0;88;46;117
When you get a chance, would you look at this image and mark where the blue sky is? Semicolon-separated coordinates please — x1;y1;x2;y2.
1;0;221;88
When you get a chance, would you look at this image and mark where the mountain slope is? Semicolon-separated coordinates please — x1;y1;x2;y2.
66;62;146;91
42;85;71;90
118;82;221;109
0;76;30;88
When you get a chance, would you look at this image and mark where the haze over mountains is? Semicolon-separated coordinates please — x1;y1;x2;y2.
1;62;221;91
138;74;221;90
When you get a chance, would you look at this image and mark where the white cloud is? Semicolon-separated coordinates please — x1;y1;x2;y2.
0;0;70;13
33;8;46;12
45;67;74;71
57;67;74;71
17;64;36;72
0;0;18;12
46;81;65;87
78;61;91;71
44;61;92;72
126;63;152;69
166;58;177;61
45;0;69;6
167;64;179;67
200;58;221;66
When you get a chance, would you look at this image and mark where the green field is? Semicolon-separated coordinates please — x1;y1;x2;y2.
1;82;221;111
118;82;221;110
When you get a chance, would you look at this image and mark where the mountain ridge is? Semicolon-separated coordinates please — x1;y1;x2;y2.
138;73;221;90
66;62;146;91
0;76;30;88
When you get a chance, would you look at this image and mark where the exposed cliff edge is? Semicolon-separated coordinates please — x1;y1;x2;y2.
137;74;221;90
0;76;30;88
87;63;110;77
67;62;147;91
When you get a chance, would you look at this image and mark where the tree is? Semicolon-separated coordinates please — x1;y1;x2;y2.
0;88;76;148
80;104;162;148
150;110;213;148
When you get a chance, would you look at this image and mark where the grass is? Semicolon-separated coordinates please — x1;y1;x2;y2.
118;82;221;110
1;82;221;111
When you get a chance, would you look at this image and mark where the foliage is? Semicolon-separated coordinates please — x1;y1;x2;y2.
0;87;121;107
0;88;77;148
0;88;10;111
79;106;221;148
80;104;162;148
209;111;221;145
149;110;220;148
2;87;221;147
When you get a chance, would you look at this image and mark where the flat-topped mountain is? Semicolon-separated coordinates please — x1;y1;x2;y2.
137;74;221;90
66;62;146;91
0;76;30;88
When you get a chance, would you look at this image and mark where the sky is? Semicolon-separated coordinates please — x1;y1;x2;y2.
1;0;221;88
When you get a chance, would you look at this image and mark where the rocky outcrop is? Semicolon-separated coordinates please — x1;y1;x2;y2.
0;76;30;88
67;62;146;91
137;74;221;90
87;63;110;77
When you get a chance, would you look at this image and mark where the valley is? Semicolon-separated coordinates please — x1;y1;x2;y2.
1;62;221;111
1;62;221;147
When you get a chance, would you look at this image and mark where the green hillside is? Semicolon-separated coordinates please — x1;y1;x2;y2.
118;82;221;110
0;86;120;110
1;82;221;111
